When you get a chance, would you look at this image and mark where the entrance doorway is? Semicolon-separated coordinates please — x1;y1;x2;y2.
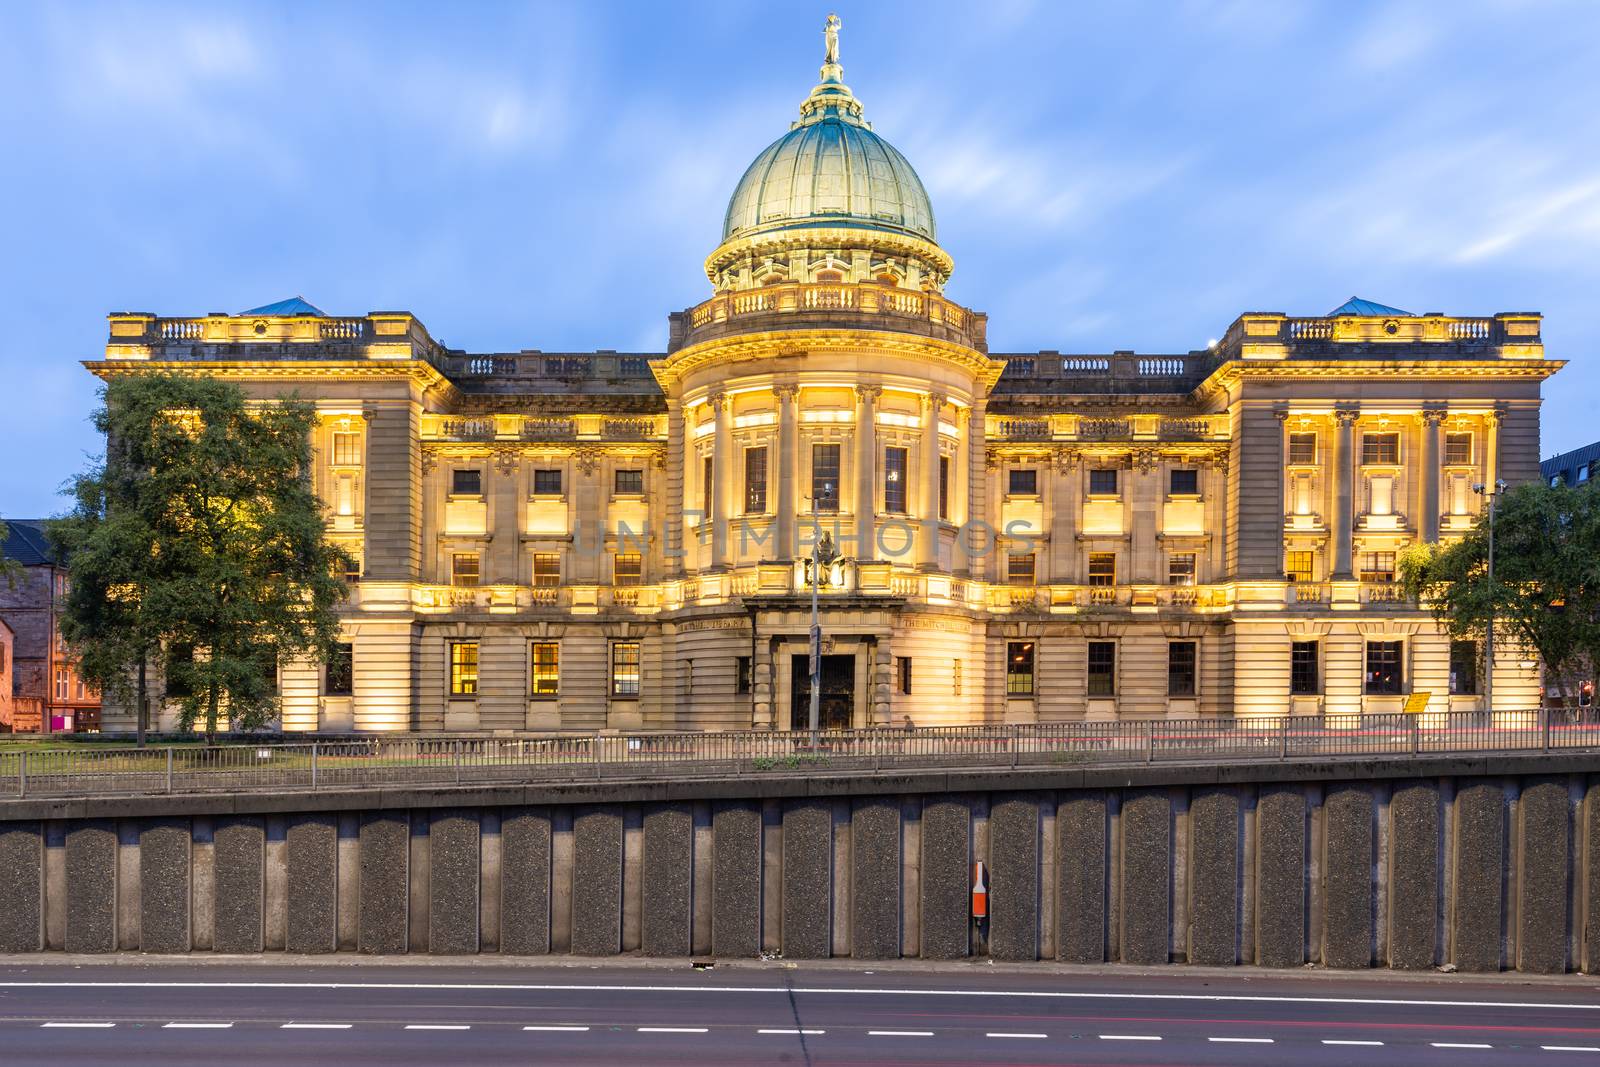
791;653;855;731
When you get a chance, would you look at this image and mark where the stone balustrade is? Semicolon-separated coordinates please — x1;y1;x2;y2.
986;412;1229;442
672;280;987;352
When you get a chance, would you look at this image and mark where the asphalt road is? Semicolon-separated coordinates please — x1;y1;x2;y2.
1;960;1599;1065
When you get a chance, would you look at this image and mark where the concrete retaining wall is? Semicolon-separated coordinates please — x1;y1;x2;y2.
1;756;1597;973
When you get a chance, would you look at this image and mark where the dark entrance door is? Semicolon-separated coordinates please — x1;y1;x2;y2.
791;653;854;731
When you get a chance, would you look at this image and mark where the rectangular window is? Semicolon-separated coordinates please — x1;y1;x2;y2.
1290;641;1320;694
1362;432;1400;465
1359;551;1396;582
884;446;909;513
1087;641;1116;697
1288;432;1318;465
1088;468;1118;495
611;641;641;696
1168;553;1196;586
532;552;561;587
1005;641;1035;696
451;468;482;496
702;455;714;518
1285;550;1315;582
1008;468;1038;495
1169;468;1199;496
744;447;768;513
1365;640;1404;694
344;555;361;583
938;455;950;520
613;552;642;586
331;431;361;466
166;644;194;699
451;553;480;587
55;668;68;701
449;641;479;697
1167;641;1197;696
533;469;563;495
736;655;752;694
325;642;353;696
812;443;841;512
1449;640;1480;695
531;642;559;696
897;656;912;695
614;468;644;495
1008;552;1036;586
1444;432;1473;466
1088;552;1116;586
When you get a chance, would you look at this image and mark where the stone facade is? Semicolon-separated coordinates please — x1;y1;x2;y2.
86;33;1559;736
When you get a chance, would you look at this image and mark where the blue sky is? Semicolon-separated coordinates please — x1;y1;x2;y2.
2;1;1597;516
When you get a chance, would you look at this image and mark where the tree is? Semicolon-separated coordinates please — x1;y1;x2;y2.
0;518;22;588
54;373;352;739
1399;481;1600;707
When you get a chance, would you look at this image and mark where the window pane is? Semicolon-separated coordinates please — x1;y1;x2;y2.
1167;641;1197;696
331;431;361;467
1449;640;1479;695
1168;553;1196;586
1285;550;1315;582
1007;552;1035;585
1358;551;1395;582
1362;432;1399;465
938;455;950;520
1444;433;1473;465
452;469;482;496
1088;552;1116;586
1005;641;1035;695
1087;641;1116;696
533;553;561;586
812;444;840;512
1089;468;1118;495
1008;468;1037;495
533;469;563;495
611;642;641;696
897;656;912;695
1365;640;1403;694
736;655;752;694
1169;469;1199;495
615;469;644;495
1290;640;1319;694
613;553;642;586
451;553;480;587
1288;433;1317;465
884;447;908;513
702;455;714;518
450;641;479;696
531;642;559;696
745;447;768;513
325;643;353;696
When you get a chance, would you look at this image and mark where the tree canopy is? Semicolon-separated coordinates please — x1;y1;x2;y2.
1399;481;1600;704
53;373;352;737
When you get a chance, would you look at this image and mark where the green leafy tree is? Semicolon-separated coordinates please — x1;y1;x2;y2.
54;373;352;739
1399;482;1600;707
0;518;23;587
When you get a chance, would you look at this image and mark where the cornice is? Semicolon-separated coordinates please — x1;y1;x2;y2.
1197;358;1564;397
653;328;1006;392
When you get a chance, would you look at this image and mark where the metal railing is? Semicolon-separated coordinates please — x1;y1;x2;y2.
1;711;1597;800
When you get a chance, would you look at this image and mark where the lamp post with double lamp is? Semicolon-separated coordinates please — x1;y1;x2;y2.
802;529;849;745
1472;479;1507;717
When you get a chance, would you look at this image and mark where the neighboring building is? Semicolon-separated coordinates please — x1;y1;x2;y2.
1541;440;1600;487
86;22;1559;734
0;520;101;733
0;616;14;730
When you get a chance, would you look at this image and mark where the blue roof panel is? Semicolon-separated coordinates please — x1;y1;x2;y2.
240;296;325;317
1328;296;1412;317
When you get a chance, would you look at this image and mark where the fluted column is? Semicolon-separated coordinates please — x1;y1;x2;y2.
775;384;798;562
665;398;685;578
711;390;732;570
1421;410;1442;543
965;398;988;579
1332;409;1356;580
917;392;944;570
854;385;879;561
1047;454;1076;583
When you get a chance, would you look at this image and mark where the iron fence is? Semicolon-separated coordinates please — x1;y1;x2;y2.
1;710;1597;799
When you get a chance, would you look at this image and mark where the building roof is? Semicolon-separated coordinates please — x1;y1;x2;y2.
240;296;326;317
1328;296;1413;317
0;519;55;566
1541;440;1600;485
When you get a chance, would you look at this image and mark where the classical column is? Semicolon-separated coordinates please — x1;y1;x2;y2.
1130;450;1159;584
774;384;799;562
488;451;520;584
1047;453;1074;583
917;392;944;570
1420;410;1442;543
573;452;602;583
1485;407;1502;493
1332;410;1356;580
711;390;732;570
965;398;988;579
854;385;879;561
664;398;685;578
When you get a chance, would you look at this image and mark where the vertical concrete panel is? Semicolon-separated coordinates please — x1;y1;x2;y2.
65;820;117;954
191;818;214;951
850;798;901;960
358;812;410;955
480;810;502;953
1453;782;1505;972
115;821;139;950
760;799;782;953
501;807;552;955
690;802;713;956
429;810;481;954
1517;780;1569;974
1255;787;1305;968
1188;789;1239;966
621;808;643;953
1387;781;1439;970
830;800;852;958
781;799;833;959
1120;791;1171;965
549;807;573;953
571;806;623;956
919;798;970;959
138;818;191;954
43;822;65;950
285;814;337;955
336;813;360;952
712;802;762;958
988;795;1039;962
1057;792;1106;963
901;796;922;958
407;815;431;954
212;817;263;954
642;803;694;957
263;816;287;951
0;822;44;953
1322;785;1373;969
1586;782;1600;974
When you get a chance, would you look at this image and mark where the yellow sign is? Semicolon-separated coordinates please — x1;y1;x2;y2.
1403;691;1432;715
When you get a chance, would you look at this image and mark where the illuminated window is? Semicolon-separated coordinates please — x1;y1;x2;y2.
938;456;950;520
533;469;562;495
613;552;642;586
1007;552;1035;585
1088;552;1116;586
1362;432;1399;465
1358;551;1395;582
1449;640;1480;695
884;446;908;513
1288;433;1318;465
1168;553;1196;586
611;641;641;696
451;553;480;587
1444;433;1473;465
1087;641;1116;696
1005;642;1034;696
1285;550;1315;582
449;641;479;696
331;431;361;467
531;642;559;696
615;469;644;495
702;455;714;518
1291;641;1319;694
451;469;482;496
1167;641;1197;696
1088;468;1118;496
324;643;353;696
532;553;561;587
812;444;840;512
1169;468;1199;496
1008;468;1037;495
745;447;768;513
1365;640;1403;694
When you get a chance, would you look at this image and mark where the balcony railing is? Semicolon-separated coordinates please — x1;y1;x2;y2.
676;281;985;351
986;413;1227;443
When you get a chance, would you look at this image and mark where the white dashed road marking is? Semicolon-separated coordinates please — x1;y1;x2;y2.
164;1022;233;1029
868;1030;934;1037
758;1028;825;1034
987;1032;1047;1039
405;1024;469;1031
1323;1039;1385;1046
1543;1048;1600;1053
40;1022;115;1029
637;1027;708;1033
1433;1043;1493;1049
1100;1034;1161;1041
523;1025;590;1032
1210;1036;1274;1043
281;1022;352;1030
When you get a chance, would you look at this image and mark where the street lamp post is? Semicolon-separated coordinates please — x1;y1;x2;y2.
804;529;844;743
1472;479;1507;715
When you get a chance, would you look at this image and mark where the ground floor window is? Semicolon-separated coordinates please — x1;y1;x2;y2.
1167;641;1196;696
736;655;752;694
449;641;479;696
897;656;912;695
531;641;559;696
1006;641;1035;695
325;642;353;696
1087;641;1116;696
1290;640;1319;694
611;641;641;696
1449;640;1480;695
1365;640;1404;694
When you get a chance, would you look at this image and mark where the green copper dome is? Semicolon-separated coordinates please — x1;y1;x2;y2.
721;29;936;246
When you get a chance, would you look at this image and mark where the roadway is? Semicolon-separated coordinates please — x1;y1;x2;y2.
1;959;1598;1065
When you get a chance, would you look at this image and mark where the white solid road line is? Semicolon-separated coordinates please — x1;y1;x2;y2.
281;1022;352;1030
1210;1037;1274;1043
1323;1039;1385;1046
637;1027;708;1033
1543;1047;1600;1053
868;1030;935;1037
40;1022;115;1028
1100;1034;1162;1041
405;1024;470;1030
757;1028;825;1035
163;1022;233;1029
987;1032;1048;1039
523;1025;590;1032
1432;1043;1493;1049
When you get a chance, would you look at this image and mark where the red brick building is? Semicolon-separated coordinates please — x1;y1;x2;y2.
0;520;100;733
